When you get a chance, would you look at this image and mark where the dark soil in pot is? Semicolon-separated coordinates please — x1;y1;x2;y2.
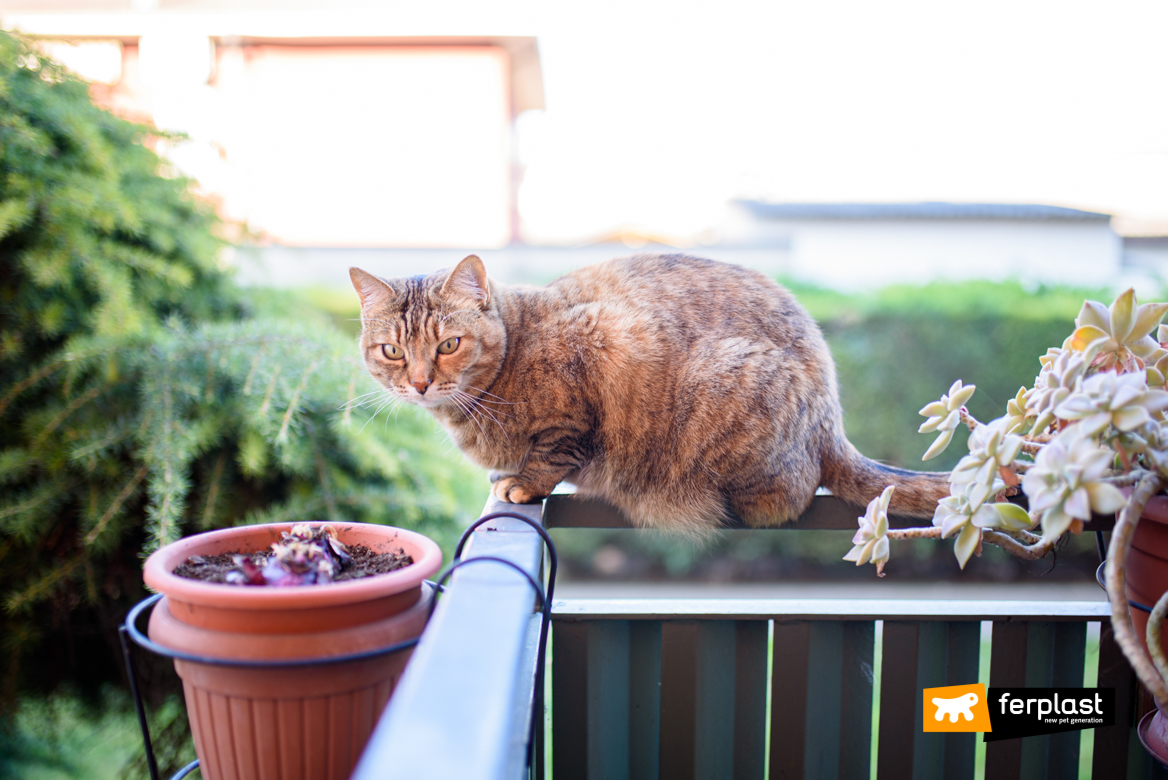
173;545;414;584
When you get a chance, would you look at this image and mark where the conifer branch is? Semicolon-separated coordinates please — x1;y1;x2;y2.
278;361;318;442
84;464;148;545
258;368;281;418
199;450;228;529
34;383;107;444
5;554;86;614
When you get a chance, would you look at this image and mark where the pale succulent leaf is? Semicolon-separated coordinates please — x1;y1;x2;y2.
1132;302;1168;341
1132;335;1162;359
951;383;976;408
954;523;981;569
1042;507;1074;539
1076;413;1114;438
1111;383;1145;411
941;512;967;538
1086;482;1127;514
999;435;1023;463
989;502;1034;531
919;401;948;417
922;429;954;461
1113;406;1150;432
1070;325;1109;352
1110;289;1136;344
919;416;943;434
1076;300;1110;331
1141;390;1168;413
1064;486;1091;520
1055;394;1097;418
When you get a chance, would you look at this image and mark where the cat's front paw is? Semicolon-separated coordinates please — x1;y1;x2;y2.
492;476;543;504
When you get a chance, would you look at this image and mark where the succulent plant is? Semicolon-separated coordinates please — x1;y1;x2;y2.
1004;386;1032;435
1020;432;1127;540
843;485;893;576
1070;289;1168;374
1054;371;1168;439
949;418;1024;510
932;481;1033;568
918;379;976;461
1026;348;1089;435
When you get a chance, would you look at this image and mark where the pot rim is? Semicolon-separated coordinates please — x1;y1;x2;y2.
143;521;442;609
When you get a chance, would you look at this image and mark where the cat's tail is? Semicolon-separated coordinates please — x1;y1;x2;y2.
820;439;950;519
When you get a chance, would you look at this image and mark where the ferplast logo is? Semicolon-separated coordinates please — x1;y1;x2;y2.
983;688;1115;742
922;684;992;733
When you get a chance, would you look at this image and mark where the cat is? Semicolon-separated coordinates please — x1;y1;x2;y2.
349;253;949;534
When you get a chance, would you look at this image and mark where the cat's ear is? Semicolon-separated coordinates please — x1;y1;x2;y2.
349;268;399;308
441;255;491;309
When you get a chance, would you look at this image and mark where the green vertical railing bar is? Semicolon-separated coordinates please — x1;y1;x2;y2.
804;622;845;779
839;621;876;780
1045;622;1087;780
876;621;921;780
771;622;812;780
890;621;979;780
630;621;662;780
770;620;873;779
733;621;769;780
588;621;632;779
912;622;948;777
694;622;737;779
942;621;980;780
660;621;700;780
1020;621;1058;777
553;621;589;780
986;621;1028;779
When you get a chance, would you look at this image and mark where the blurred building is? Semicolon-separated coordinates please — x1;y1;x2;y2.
0;0;543;249
724;201;1134;291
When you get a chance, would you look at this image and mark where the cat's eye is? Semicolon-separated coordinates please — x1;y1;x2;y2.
437;337;460;355
381;344;404;360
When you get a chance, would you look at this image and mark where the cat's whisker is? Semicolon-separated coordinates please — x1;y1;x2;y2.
452;390;511;442
448;393;495;452
356;393;403;434
456;391;514;420
465;386;522;405
339;389;389;410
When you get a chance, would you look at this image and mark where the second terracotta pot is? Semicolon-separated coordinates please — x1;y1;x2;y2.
1126;496;1168;664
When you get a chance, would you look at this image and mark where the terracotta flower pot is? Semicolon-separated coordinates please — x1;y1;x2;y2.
1125;496;1168;663
143;522;442;780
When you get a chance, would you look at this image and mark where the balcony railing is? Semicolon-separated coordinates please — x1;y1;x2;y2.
353;491;1151;780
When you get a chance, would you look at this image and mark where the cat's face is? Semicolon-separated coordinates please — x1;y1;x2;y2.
350;256;506;410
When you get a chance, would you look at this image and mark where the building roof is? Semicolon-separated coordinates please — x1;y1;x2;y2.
0;2;544;113
735;201;1112;222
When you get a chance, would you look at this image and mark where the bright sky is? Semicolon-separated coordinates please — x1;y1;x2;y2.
16;0;1168;244
514;0;1168;242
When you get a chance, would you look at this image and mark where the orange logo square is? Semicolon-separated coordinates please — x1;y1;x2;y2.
923;683;993;732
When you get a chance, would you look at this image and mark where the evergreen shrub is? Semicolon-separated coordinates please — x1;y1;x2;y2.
0;30;474;713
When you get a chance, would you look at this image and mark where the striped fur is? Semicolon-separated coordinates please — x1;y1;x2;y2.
351;254;949;533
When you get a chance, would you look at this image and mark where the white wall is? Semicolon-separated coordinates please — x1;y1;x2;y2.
746;219;1119;291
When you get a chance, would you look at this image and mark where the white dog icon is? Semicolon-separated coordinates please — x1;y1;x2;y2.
932;692;979;723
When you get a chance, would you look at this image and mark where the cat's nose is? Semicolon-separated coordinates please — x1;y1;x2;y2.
411;378;432;395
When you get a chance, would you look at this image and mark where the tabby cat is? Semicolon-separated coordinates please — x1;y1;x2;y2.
350;253;948;533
